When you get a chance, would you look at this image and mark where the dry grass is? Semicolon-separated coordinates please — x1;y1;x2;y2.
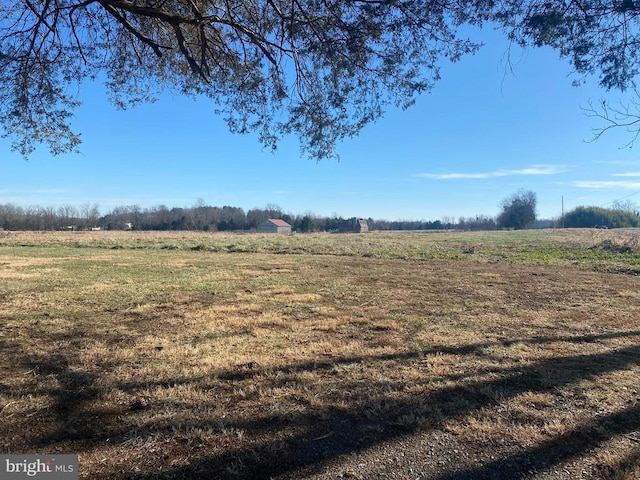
0;229;639;479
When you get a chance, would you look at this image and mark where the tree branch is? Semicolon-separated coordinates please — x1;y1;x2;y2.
98;1;169;58
583;92;640;147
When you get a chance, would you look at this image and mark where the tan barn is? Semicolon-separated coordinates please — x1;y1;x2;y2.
257;218;292;233
356;218;369;233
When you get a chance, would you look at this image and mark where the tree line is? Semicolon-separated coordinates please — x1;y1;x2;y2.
0;201;449;232
0;199;509;232
563;206;640;229
1;193;638;232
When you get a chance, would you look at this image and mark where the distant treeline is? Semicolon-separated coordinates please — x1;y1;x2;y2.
0;202;487;232
563;206;640;229
0;202;456;232
0;202;637;232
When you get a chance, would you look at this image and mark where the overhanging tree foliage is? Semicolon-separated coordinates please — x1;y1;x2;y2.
2;1;640;160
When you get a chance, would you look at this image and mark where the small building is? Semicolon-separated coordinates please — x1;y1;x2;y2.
333;217;369;233
257;218;292;233
356;218;369;233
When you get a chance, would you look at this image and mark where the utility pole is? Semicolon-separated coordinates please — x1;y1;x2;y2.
561;196;564;228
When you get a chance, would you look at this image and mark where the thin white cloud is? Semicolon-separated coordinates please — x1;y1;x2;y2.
593;160;639;166
495;165;567;176
417;172;491;179
612;172;640;177
572;181;640;189
414;164;567;180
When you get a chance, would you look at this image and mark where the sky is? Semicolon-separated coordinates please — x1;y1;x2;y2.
2;26;640;222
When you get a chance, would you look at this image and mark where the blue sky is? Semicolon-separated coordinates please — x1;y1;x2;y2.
2;27;640;221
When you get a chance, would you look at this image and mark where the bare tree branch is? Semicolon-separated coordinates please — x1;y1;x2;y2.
583;91;640;148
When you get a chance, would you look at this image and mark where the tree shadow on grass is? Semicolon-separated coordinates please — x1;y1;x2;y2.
4;328;639;478
25;352;100;444
433;403;640;480
605;445;640;480
112;339;640;479
113;329;640;390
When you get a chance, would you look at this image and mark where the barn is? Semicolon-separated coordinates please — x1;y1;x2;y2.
356;218;369;233
257;218;292;233
333;217;369;233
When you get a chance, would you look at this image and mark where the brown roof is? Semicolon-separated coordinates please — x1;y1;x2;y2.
267;218;291;227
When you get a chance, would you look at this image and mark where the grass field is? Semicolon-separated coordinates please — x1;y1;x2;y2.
1;229;639;479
